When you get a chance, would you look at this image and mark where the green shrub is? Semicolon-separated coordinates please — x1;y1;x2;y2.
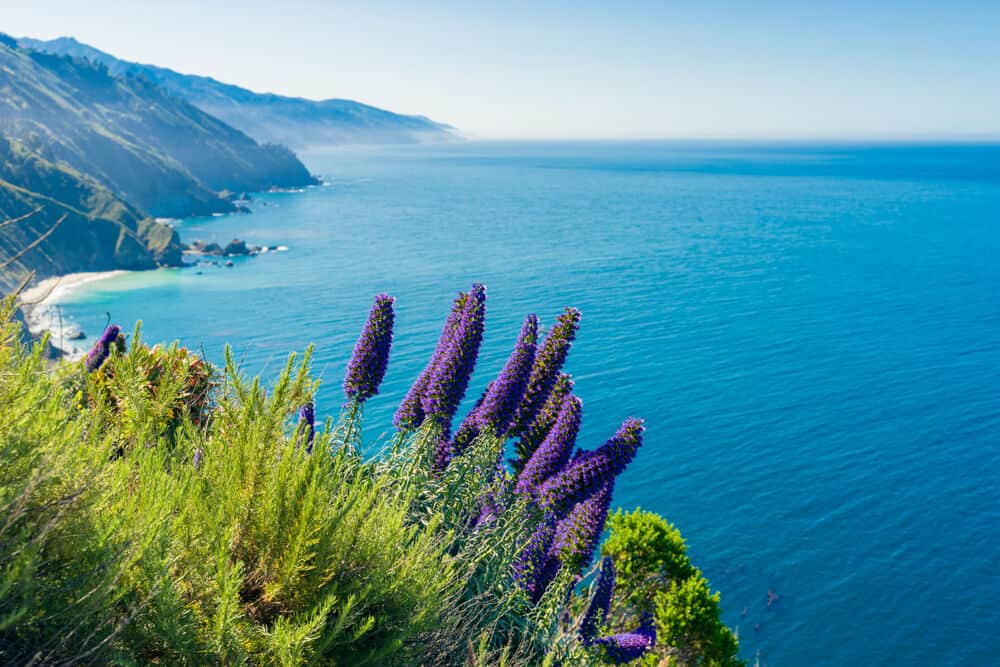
1;286;740;666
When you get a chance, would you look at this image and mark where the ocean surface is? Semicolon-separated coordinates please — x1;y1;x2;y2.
52;141;1000;665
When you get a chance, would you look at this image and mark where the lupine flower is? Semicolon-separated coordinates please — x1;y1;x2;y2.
580;556;616;643
477;314;538;433
394;289;469;429
513;513;562;604
420;283;486;425
592;612;656;664
516;394;582;496
192;447;204;470
538;418;644;515
85;324;121;372
550;479;613;572
344;293;395;402
509;308;581;437
298;402;316;453
513;373;574;471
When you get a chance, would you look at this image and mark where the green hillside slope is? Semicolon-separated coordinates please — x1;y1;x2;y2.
0;136;182;290
0;38;316;218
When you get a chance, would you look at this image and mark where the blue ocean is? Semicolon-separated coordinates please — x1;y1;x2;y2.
53;142;1000;665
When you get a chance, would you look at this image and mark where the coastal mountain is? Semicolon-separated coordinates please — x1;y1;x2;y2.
18;36;457;149
0;36;316;219
0;135;182;290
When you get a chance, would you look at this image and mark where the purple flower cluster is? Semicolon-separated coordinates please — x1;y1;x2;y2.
477;314;538;434
421;283;486;423
516;394;582;496
579;556;616;643
394;290;468;429
85;324;121;373
343;293;395;402
512;513;561;604
509;308;580;437
550;479;613;570
513;373;574;471
394;284;487;433
298;402;316;453
537;418;644;515
592;613;657;664
447;313;538;461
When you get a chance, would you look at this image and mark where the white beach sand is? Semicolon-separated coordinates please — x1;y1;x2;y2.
18;270;129;358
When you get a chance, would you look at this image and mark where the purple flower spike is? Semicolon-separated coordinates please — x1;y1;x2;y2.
344;293;395;402
394;288;470;430
509;307;581;437
85;324;121;372
516;394;582;496
477;314;538;436
580;556;616;643
513;373;574;471
394;370;430;430
538;418;644;515
592;612;656;664
513;513;562;604
298;402;315;453
551;479;613;572
192;447;204;470
420;283;486;426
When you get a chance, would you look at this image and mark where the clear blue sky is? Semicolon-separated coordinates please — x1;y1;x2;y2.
5;0;999;139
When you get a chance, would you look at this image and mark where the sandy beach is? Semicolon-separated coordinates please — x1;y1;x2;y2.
18;270;128;358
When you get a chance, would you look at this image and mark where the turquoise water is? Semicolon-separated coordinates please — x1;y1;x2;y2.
57;142;1000;665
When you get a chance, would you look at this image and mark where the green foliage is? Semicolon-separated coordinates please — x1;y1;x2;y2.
87;325;214;435
0;135;184;290
653;575;741;667
1;302;739;666
1;313;453;664
598;509;742;667
602;508;695;614
0;299;130;662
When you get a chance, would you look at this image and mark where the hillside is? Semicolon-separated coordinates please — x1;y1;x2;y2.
19;36;458;149
0;135;182;291
0;37;316;219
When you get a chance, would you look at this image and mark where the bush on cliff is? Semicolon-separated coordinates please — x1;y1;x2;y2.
0;286;741;666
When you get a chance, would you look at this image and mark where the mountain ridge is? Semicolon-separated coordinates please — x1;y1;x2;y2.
1;39;317;218
19;36;459;149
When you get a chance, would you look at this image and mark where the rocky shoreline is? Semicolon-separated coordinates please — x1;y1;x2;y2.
15;235;290;359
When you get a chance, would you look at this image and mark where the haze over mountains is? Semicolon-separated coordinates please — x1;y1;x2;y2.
19;36;458;149
0;33;456;290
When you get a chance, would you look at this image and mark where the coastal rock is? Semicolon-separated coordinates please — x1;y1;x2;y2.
223;239;251;256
